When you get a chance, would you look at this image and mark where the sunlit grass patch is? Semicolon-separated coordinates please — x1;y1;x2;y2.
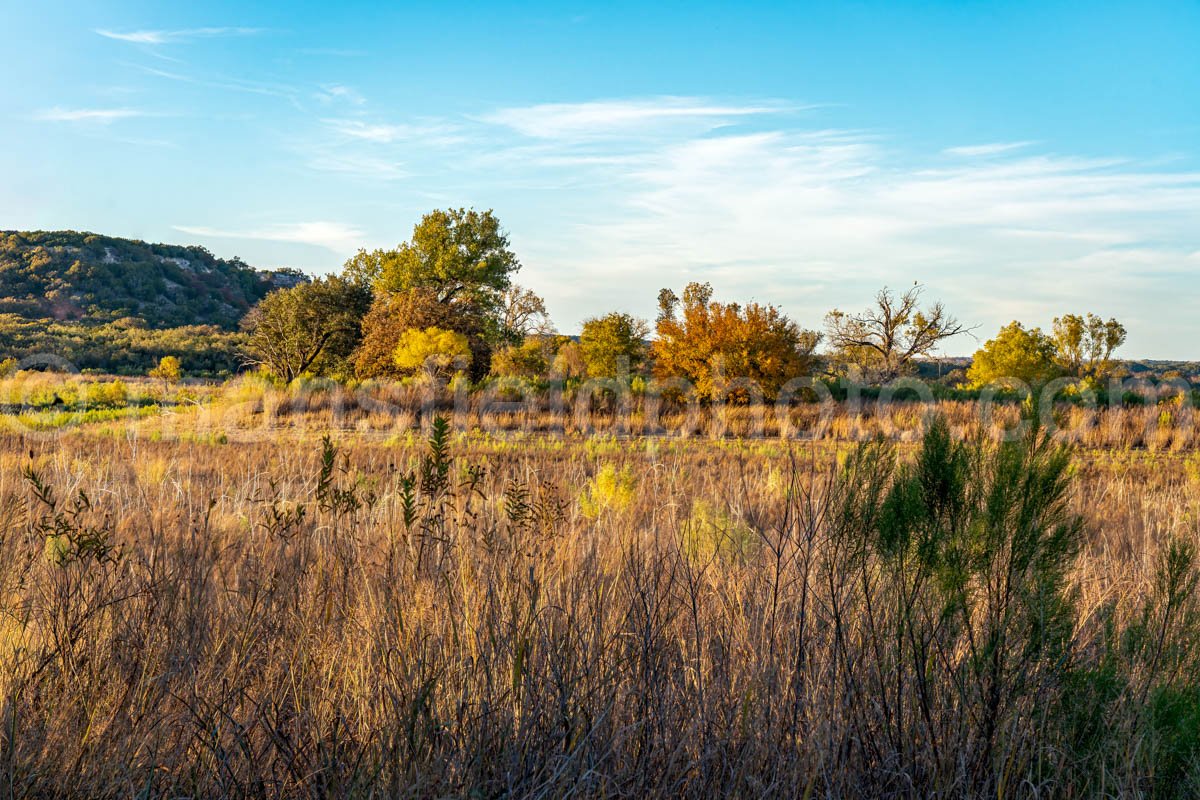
578;463;637;519
680;498;758;563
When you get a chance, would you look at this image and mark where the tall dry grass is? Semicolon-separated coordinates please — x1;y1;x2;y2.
78;374;1199;457
0;402;1198;797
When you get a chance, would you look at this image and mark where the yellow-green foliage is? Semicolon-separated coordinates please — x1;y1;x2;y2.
1186;452;1200;485
0;312;246;376
0;374;139;410
764;466;790;500
84;380;129;408
44;534;70;565
149;355;182;383
967;321;1060;388
583;435;624;459
393;327;471;373
578;312;648;378
579;464;637;518
491;336;554;380
681;498;758;563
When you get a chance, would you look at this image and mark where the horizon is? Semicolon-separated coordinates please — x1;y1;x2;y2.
4;1;1199;358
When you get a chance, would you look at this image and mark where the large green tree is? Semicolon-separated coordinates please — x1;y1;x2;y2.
241;276;370;382
345;208;519;305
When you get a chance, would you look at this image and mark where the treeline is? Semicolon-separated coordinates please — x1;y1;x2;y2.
240;207;1171;398
2;215;1191;392
0;314;244;376
0;229;303;375
241;208;955;391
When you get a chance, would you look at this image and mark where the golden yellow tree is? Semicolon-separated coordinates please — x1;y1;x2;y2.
393;327;471;377
148;355;182;391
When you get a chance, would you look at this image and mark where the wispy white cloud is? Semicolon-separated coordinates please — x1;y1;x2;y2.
944;141;1035;157
129;63;303;107
293;117;465;181
305;152;408;180
96;27;262;45
321;119;402;142
34;107;151;123
320;118;462;145
314;84;365;105
173;222;365;253
582;137;1200;278
480;97;792;139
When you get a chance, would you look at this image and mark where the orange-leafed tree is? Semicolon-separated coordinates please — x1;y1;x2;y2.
653;282;820;401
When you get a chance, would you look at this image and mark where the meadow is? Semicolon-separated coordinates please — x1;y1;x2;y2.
1;375;1199;797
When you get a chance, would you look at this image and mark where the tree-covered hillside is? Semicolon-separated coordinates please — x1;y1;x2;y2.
0;230;305;329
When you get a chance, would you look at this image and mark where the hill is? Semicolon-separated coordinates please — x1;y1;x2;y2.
0;230;305;329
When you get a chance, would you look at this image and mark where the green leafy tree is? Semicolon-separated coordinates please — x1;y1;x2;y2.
966;321;1060;388
241;276;370;382
1052;313;1127;381
350;208;519;306
579;312;649;378
340;248;382;290
825;283;970;382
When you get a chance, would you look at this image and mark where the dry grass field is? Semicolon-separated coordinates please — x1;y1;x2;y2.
1;377;1199;797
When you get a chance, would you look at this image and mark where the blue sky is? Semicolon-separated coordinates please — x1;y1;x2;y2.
3;0;1199;357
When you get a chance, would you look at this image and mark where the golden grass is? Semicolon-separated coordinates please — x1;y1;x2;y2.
0;380;1197;796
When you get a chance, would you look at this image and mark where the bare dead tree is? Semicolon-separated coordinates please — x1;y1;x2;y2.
499;285;553;340
824;283;972;382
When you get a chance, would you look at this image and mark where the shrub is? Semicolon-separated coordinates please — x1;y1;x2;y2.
84;380;129;409
578;464;637;518
967;320;1060;388
579;312;648;379
490;335;555;380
